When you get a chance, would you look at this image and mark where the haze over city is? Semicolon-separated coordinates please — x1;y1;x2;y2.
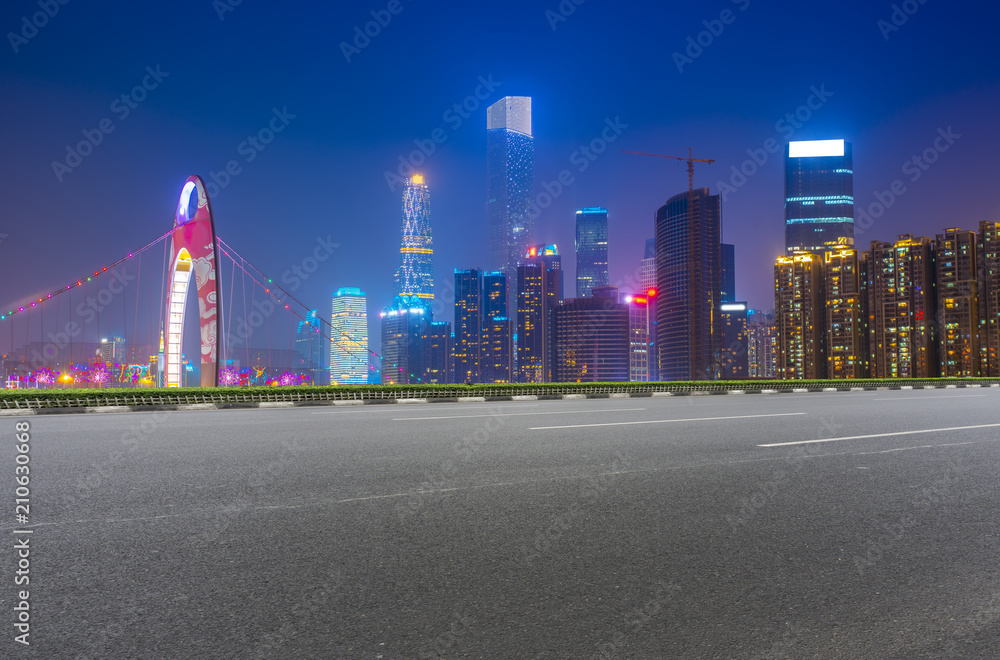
3;0;999;355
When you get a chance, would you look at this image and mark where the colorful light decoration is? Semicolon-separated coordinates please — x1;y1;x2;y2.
87;366;110;385
220;368;240;386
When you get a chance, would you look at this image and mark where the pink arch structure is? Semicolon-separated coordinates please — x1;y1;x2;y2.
164;176;221;387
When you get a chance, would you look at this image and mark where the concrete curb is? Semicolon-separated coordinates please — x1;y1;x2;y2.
0;382;996;416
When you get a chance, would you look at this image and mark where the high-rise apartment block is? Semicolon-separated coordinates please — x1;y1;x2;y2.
774;253;825;379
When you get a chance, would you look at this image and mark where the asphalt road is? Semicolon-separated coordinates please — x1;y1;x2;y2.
2;388;1000;659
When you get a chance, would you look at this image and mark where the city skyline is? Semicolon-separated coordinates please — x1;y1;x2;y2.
2;1;998;366
0;2;1000;353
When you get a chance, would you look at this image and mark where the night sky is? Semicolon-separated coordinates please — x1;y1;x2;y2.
2;0;999;357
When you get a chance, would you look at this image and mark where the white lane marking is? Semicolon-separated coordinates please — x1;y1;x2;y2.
872;395;987;401
394;407;646;421
530;412;806;431
18;437;1000;531
312;404;541;415
758;423;1000;448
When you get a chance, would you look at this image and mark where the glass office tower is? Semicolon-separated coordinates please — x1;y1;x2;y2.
487;96;534;313
575;207;609;298
785;139;854;253
655;188;722;381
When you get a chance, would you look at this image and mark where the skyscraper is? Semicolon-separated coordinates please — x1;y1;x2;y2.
935;228;979;377
719;302;749;379
785;139;854;253
823;246;866;379
380;295;430;385
330;288;368;385
979;221;1000;376
655;188;722;381
747;309;777;379
625;293;653;381
774;253;825;379
552;288;630;383
453;269;483;384
482;271;512;383
487;96;534;313
640;238;658;380
525;244;563;299
395;174;434;303
575;207;609;298
721;243;736;303
100;336;126;365
295;309;326;384
864;236;937;378
483;271;508;319
423;321;452;384
517;247;562;383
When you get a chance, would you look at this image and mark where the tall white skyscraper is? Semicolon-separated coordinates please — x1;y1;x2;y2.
487;96;534;316
330;287;369;385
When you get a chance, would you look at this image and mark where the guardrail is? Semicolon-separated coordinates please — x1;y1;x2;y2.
3;379;999;410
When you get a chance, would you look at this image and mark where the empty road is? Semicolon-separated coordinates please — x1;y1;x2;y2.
3;388;999;658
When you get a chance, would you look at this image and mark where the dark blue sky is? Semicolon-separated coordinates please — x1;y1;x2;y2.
2;0;999;356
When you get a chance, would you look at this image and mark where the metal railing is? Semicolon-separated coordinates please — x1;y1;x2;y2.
2;379;999;410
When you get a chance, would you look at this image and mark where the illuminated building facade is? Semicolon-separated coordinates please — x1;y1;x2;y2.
482;271;512;383
980;221;1000;376
423;321;451;384
625;293;655;381
483;315;512;383
330;288;368;385
935;228;979;377
774;253;825;379
747;309;777;379
719;302;748;379
525;244;563;299
552;287;630;382
823;247;866;379
575;207;609;297
395;175;434;303
517;247;562;382
453;269;483;384
379;295;429;385
640;239;659;380
864;236;936;378
296;310;325;384
100;336;126;365
655;188;722;381
488;97;534;314
785;139;854;253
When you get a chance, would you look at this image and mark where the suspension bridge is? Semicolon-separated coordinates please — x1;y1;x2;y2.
0;175;419;390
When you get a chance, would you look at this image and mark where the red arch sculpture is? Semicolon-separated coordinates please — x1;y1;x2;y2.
164;176;221;387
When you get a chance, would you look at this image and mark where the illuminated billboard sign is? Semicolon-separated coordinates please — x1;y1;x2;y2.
788;139;845;158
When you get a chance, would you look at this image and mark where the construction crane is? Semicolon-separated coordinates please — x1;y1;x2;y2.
622;148;716;192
